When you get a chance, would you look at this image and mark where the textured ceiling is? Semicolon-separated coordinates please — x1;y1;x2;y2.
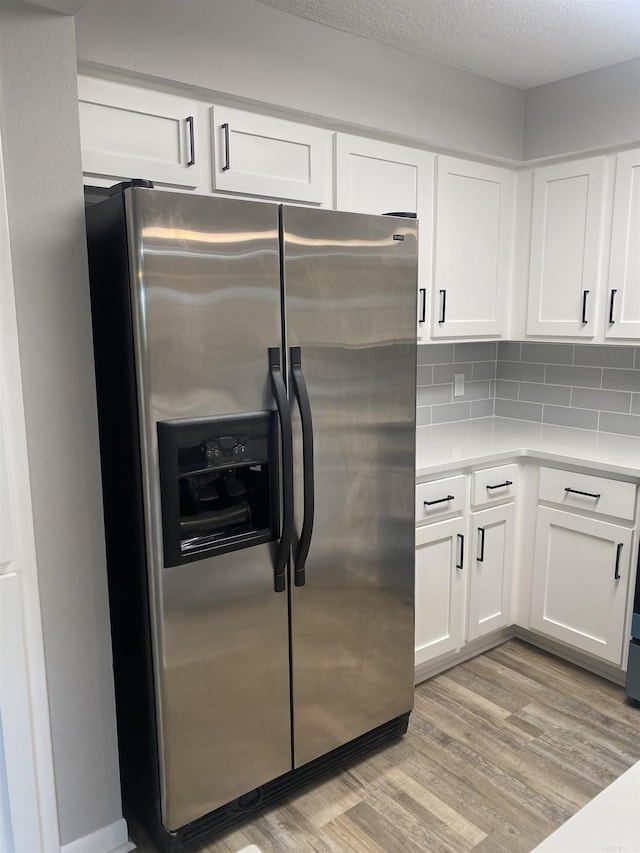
252;0;640;88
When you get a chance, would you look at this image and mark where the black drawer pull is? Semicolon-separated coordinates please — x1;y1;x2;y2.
221;122;231;171
424;494;455;506
185;116;195;167
609;289;617;324
564;487;601;499
486;480;513;491
439;290;446;324
477;527;486;563
419;288;426;324
581;290;589;324
614;543;623;580
456;533;464;570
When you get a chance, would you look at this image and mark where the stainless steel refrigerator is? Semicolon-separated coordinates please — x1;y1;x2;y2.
85;183;417;849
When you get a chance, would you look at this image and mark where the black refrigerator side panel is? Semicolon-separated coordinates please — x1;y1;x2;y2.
85;195;163;844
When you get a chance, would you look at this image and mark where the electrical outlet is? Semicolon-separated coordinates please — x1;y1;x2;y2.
454;373;465;397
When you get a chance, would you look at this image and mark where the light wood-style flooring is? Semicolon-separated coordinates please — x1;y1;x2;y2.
134;640;640;852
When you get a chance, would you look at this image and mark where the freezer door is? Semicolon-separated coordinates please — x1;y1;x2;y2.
282;206;417;767
125;190;292;829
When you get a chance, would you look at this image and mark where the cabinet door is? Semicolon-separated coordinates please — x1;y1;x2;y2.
415;518;466;665
431;156;514;338
467;504;514;641
527;157;606;337
335;134;435;343
606;148;640;340
78;76;202;189
212;106;332;204
530;507;632;664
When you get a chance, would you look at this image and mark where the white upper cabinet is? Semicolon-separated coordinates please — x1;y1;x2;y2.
334;134;435;343
211;106;333;205
431;156;514;339
605;148;640;340
78;76;202;189
526;156;606;338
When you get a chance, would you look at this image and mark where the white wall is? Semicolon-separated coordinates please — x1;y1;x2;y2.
74;0;525;161
524;58;640;160
0;2;123;847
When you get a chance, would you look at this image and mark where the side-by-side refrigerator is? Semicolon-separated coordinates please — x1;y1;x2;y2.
85;183;418;850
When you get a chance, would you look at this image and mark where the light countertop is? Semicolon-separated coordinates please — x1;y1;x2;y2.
417;417;640;481
530;760;640;852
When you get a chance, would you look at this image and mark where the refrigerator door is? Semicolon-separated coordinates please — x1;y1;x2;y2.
282;206;417;767
125;190;291;829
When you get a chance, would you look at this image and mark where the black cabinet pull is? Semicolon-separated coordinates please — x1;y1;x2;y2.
269;348;293;593
564;487;601;499
419;288;426;324
581;290;589;324
186;116;195;167
290;347;314;588
609;290;617;324
456;534;464;570
486;480;513;491
221;122;231;171
614;543;623;580
477;527;486;563
439;290;446;324
424;494;455;506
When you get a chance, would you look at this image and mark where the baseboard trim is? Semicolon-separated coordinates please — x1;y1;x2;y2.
61;818;134;853
414;627;516;684
415;626;627;687
514;627;626;686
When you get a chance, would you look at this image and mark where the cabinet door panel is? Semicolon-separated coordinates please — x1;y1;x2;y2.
527;157;606;337
530;507;632;664
212;106;332;204
415;518;466;665
467;504;514;641
78;76;201;189
335;134;434;343
606;148;640;340
432;157;514;338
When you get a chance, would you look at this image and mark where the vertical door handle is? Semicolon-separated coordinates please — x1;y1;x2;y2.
221;122;231;171
289;347;314;587
581;290;589;324
185;116;196;167
614;543;623;580
477;527;485;562
609;290;617;324
456;533;464;570
418;288;426;324
439;290;447;324
269;348;294;593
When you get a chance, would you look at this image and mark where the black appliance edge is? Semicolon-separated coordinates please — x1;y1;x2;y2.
166;712;410;852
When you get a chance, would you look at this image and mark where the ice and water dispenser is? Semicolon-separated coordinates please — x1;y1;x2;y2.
158;413;279;567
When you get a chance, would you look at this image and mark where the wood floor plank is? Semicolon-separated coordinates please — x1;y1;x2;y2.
129;640;640;852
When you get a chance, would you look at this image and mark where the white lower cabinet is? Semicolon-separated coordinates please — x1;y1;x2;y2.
415;517;466;665
530;507;633;664
467;504;515;641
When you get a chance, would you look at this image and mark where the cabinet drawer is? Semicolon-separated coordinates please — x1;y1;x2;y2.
538;467;637;521
416;475;466;524
472;464;518;507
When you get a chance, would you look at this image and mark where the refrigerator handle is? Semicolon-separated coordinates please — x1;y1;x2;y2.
290;347;315;587
269;347;294;593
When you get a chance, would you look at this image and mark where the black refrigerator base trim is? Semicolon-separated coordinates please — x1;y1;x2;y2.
155;712;410;852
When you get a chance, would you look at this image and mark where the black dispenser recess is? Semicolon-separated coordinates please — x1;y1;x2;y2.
157;412;279;567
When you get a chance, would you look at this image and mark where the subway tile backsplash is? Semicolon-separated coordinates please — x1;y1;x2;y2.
417;343;496;427
417;341;640;437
